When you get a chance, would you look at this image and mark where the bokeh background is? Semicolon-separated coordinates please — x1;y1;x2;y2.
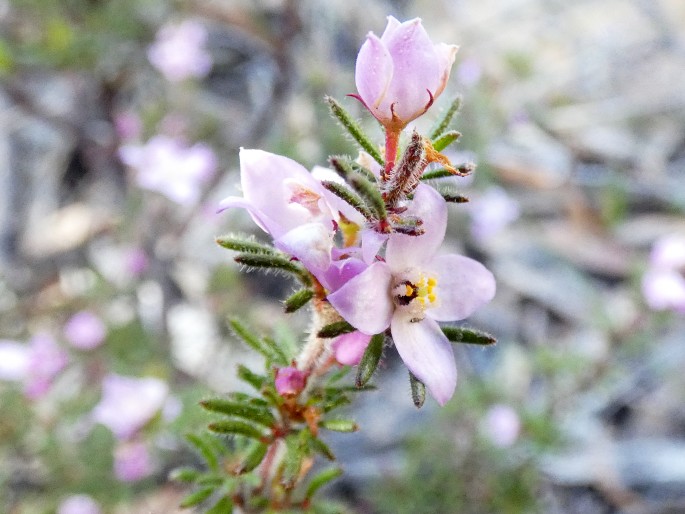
1;0;685;512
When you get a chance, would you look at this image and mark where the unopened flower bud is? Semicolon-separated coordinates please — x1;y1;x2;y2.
275;366;308;397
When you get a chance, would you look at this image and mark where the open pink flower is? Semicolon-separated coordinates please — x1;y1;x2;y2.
113;441;154;482
355;16;458;129
91;374;169;440
24;333;69;399
64;311;106;350
642;234;685;313
147;20;212;82
328;185;495;405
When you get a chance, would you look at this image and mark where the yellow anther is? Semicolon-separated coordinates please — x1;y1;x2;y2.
428;293;437;303
405;284;414;297
427;277;437;288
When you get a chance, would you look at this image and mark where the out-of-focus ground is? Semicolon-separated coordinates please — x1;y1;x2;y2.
1;0;685;512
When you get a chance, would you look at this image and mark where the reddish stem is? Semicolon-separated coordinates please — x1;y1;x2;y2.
383;128;400;183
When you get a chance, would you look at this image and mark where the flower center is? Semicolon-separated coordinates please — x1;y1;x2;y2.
392;272;437;323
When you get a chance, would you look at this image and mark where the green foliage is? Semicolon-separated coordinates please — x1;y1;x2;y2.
317;320;356;339
442;326;497;345
325;96;384;166
409;372;426;409
429;95;462;140
284;288;315;313
355;334;384;387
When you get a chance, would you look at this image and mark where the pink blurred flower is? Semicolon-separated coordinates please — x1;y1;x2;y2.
57;494;102;514
0;340;29;381
119;135;216;205
113;111;142;141
483;404;521;448
469;186;520;241
91;374;169;440
354;16;458;129
328;186;496;405
63;311;106;350
147;20;212;82
113;441;154;482
642;234;685;313
124;248;149;277
275;366;308;397
24;333;69;399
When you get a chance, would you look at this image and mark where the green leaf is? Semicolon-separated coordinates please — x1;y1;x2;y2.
284;288;314;313
281;434;305;489
409;371;426;409
319;419;359;432
438;189;469;203
205;496;234;514
421;167;455;181
356;334;384;387
237;364;267;390
325;95;384;166
306;467;343;499
208;420;267;440
329;157;386;221
349;161;377;183
169;466;200;483
200;398;276;427
229;319;287;364
441;326;497;345
233;253;311;285
431;130;461;152
309;436;336;461
317;320;356;338
322;394;351;413
180;485;214;508
237;442;269;474
321;180;374;220
215;234;278;255
429;95;462;140
185;433;220;472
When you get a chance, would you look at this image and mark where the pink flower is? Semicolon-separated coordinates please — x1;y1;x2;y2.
113;441;154;482
0;340;30;381
119;135;216;205
483;404;521;448
642;235;685;313
63;311;106;350
147;20;212;82
469;186;520;241
91;374;169;440
328;185;496;405
354;16;458;129
24;333;69;399
57;494;102;514
275;366;308;397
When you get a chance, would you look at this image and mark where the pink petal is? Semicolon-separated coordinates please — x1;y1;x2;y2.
216;196;277;235
386;184;447;271
275;223;332;278
327;262;393;335
390;315;456;406
361;228;387;264
332;331;372;365
424;254;496;321
433;43;459;98
355;33;394;121
381;19;441;122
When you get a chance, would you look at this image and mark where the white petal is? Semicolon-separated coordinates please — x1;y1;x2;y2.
391;316;456;406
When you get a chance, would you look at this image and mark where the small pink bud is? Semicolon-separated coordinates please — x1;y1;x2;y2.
275;366;308;397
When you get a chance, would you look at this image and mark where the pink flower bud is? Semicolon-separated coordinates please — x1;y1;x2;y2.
354;16;458;129
275;366;308;397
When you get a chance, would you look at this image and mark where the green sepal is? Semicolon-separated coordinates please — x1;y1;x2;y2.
205;496;234;514
237;364;267;390
429;95;462;140
321;180;374;220
349;160;377;183
169;466;201;483
208;420;267;440
200;398;276;427
431;130;462;152
229;319;288;365
355;333;384;387
215;234;277;255
319;419;359;432
185;433;220;472
409;371;426;409
421;168;455;181
237;442;269;474
180;485;215;508
305;467;343;500
284;288;314;313
325;95;384;166
308;436;336;461
233;252;311;285
441;326;497;345
317;320;356;338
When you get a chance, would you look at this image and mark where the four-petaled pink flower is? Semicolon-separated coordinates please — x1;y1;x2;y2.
328;185;495;405
147;20;213;82
119;135;216;205
355;16;458;130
